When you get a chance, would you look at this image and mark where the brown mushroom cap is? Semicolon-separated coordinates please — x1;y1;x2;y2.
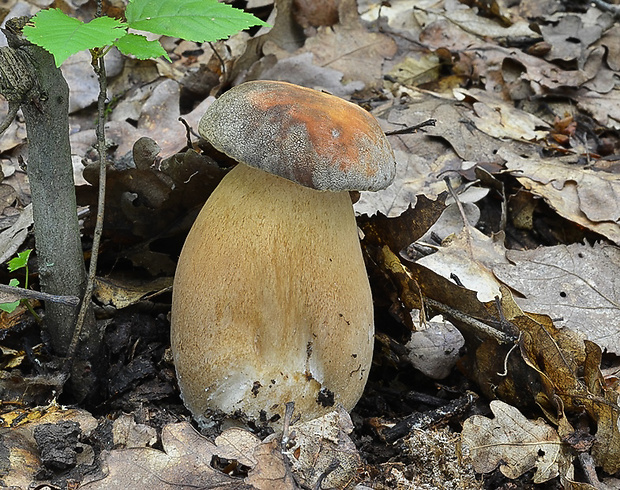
199;80;395;192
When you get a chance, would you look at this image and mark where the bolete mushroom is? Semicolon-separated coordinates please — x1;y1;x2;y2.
171;80;395;427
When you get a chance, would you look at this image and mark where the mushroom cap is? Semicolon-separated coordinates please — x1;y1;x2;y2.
199;80;395;192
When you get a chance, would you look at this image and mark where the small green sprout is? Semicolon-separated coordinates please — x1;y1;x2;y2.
0;249;41;321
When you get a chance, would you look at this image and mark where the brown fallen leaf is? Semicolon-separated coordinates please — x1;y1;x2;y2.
493;241;620;354
215;427;261;467
460;400;573;483
406;316;464;379
575;87;620;130
296;16;397;91
93;276;173;310
495;287;620;474
112;413;157;449
283;407;361;489
456;88;550;141
259;51;365;96
499;148;620;245
0;203;33;265
0;100;26;153
387;54;442;88
416;227;509;302
539;10;611;63
81;422;254;490
246;436;298;490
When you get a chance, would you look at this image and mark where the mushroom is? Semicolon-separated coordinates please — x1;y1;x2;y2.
171;80;395;427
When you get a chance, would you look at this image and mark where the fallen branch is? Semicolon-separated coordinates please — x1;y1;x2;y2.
0;283;80;307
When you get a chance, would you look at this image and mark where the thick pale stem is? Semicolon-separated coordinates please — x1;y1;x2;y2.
171;164;374;425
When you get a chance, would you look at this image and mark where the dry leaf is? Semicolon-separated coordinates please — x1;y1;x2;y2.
388;55;442;87
246;436;298;490
500;148;620;244
406;316;464;379
298;23;397;90
455;88;550;141
493;242;620;354
539;10;612;63
112;413;157;448
215;427;261;468
93;276;173;309
443;8;538;41
82;422;254;489
416;226;509;302
495;288;620;474
575;87;620;129
284;408;361;489
461;400;572;483
0;203;32;265
259;51;364;95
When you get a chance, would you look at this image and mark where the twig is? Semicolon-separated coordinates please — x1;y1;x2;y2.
313;460;340;490
178;116;194;148
444;177;474;260
382;392;478;444
66;47;107;362
577;452;606;489
385;118;436;136
424;297;515;345
281;401;295;450
0;283;79;306
591;0;620;17
0;101;19;136
207;42;226;78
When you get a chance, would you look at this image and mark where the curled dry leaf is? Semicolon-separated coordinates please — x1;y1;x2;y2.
406;317;464;380
83;421;301;490
455;88;550;142
499;148;620;245
93;276;172;309
214;427;260;468
112;413;157;449
246;436;298;490
495;287;620;474
539;9;612;63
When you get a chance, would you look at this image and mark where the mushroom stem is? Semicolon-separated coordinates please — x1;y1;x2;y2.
171;163;373;425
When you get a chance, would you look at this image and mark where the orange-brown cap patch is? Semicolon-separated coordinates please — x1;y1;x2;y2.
199;81;395;191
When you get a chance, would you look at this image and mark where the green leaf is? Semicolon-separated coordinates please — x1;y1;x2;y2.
125;0;267;43
113;33;171;62
0;300;20;313
23;9;127;67
0;279;21;313
7;250;31;273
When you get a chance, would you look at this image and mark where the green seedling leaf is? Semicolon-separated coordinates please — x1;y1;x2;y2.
125;0;268;43
0;301;20;313
23;9;127;67
113;33;171;62
0;279;21;313
7;249;31;273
